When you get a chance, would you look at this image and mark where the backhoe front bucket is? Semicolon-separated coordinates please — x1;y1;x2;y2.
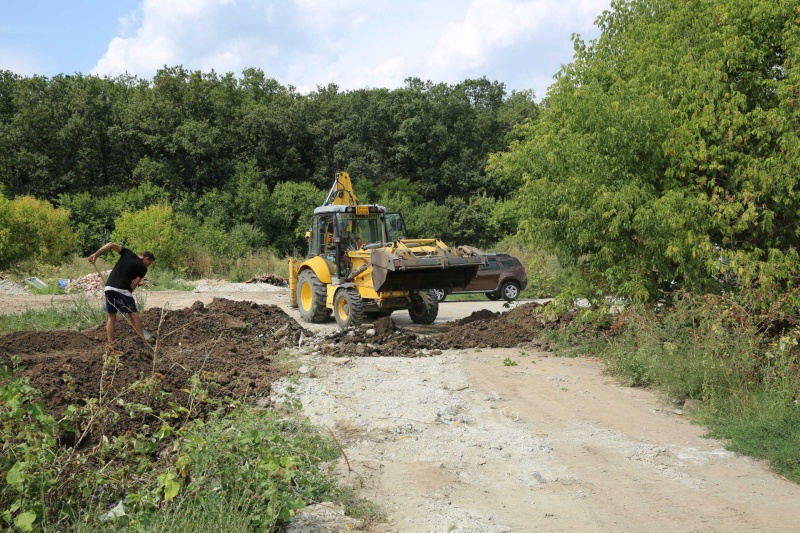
370;241;485;292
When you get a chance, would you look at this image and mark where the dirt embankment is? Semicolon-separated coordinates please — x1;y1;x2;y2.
2;286;799;532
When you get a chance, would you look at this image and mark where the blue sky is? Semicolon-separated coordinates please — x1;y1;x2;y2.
1;0;611;100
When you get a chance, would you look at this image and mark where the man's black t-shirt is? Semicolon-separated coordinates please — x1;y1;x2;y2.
106;247;148;294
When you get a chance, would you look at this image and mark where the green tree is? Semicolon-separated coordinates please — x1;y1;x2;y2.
489;0;800;302
58;183;169;254
265;181;326;254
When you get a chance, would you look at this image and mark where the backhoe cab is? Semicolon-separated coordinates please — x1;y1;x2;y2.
289;171;485;328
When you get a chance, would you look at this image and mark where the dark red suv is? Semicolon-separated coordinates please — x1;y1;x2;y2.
434;253;527;301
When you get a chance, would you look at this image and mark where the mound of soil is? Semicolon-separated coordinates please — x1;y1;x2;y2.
436;301;563;349
313;316;444;358
310;302;563;357
0;298;310;447
0;297;565;447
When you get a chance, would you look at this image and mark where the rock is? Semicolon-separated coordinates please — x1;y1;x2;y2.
285;502;361;532
682;399;702;414
0;278;28;295
221;313;247;330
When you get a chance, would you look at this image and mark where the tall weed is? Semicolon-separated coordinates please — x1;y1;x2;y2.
225;250;289;281
593;292;800;482
144;268;194;291
602;295;762;401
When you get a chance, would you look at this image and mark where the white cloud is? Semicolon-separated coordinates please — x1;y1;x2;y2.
427;0;547;72
292;0;380;31
92;0;283;78
425;0;606;75
89;0;609;97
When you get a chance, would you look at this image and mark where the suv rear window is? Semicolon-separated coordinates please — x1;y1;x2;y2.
500;258;515;268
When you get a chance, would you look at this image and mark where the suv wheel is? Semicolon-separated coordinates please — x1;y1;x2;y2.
500;281;520;301
486;292;501;301
433;288;448;302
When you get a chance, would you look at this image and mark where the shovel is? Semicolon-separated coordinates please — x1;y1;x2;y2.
92;262;152;341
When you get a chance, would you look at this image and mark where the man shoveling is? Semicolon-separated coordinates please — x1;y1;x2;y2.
88;242;155;345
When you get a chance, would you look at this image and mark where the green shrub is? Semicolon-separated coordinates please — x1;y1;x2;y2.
0;358;60;532
177;247;215;279
58;184;170;255
600;295;760;400
187;220;265;260
264;182;325;255
128;409;340;530
226;250;288;281
0;194;78;269
145;268;194;291
112;205;185;270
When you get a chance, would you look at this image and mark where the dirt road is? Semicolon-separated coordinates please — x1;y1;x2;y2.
3;285;799;532
282;342;800;532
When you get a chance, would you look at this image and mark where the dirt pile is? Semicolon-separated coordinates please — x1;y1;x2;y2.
0;298;309;446
245;273;288;285
312;316;444;358
0;297;564;446
436;301;560;349
310;301;563;358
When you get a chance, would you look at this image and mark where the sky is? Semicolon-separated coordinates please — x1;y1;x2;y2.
0;0;611;100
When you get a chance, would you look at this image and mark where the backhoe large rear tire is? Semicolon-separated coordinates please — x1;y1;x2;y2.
297;269;331;323
408;289;439;324
334;288;364;328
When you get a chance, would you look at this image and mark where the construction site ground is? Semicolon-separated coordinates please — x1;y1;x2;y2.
1;282;799;532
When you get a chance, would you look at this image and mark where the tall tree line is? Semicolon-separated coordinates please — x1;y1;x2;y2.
0;68;537;203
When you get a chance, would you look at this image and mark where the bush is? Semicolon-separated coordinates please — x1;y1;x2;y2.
58;184;170;255
264;182;325;255
0;194;78;269
601;295;762;400
112;205;185;270
1;359;60;531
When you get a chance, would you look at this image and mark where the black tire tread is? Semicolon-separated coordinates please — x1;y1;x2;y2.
408;289;439;324
298;270;331;323
334;288;364;327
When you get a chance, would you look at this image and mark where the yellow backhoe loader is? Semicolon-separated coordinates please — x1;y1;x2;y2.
289;171;485;328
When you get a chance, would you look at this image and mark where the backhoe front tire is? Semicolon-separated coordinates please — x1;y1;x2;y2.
297;270;331;323
408;289;439;324
334;288;364;328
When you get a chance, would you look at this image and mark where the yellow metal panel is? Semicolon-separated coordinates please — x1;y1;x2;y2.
288;258;298;307
299;256;334;284
326;284;337;307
